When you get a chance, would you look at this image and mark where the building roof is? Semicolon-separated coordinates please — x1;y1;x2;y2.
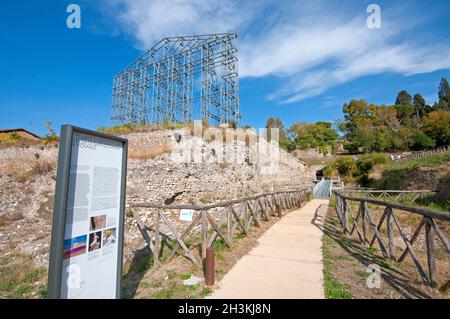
0;128;41;139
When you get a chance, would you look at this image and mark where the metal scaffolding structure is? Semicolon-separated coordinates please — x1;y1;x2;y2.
112;33;240;126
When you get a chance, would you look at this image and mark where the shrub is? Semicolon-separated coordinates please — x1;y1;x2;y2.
41;121;59;145
409;131;435;150
334;156;356;176
356;153;389;175
323;165;338;177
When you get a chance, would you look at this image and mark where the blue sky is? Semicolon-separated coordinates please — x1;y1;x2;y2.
1;0;450;136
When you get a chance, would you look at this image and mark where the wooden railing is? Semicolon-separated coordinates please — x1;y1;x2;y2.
393;145;450;162
334;191;450;290
129;188;311;266
343;189;436;205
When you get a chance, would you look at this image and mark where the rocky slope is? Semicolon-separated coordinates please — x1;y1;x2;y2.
0;128;311;268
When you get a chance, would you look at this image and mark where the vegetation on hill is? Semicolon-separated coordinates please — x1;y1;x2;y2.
322;153;390;184
269;78;450;154
0;121;59;148
323;152;450;210
265;117;339;154
0;131;37;147
339;78;449;153
97;121;188;135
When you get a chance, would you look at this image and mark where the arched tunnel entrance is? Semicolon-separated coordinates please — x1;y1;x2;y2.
315;169;324;180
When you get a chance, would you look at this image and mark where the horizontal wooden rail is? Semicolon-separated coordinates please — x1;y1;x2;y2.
393;145;450;162
334;191;449;290
130;189;307;210
336;192;449;221
342;189;437;206
345;190;436;194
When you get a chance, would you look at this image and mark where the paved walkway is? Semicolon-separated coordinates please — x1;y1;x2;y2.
209;199;328;299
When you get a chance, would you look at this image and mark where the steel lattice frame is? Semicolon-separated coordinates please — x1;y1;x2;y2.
112;33;239;126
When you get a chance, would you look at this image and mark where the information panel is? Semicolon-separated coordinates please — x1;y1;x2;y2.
47;125;127;299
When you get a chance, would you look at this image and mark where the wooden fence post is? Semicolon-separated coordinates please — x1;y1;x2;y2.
386;206;396;261
243;201;248;232
344;198;351;236
227;205;233;244
425;217;437;288
361;202;369;246
201;210;208;261
153;211;160;264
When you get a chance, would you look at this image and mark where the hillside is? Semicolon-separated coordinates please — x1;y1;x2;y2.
369;152;450;190
0;127;311;298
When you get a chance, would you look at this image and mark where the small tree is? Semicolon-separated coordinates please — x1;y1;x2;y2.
423;111;450;146
43;121;59;144
395;90;412;105
413;93;428;118
436;77;450;110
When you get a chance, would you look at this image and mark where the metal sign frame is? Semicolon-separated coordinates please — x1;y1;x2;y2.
47;125;128;299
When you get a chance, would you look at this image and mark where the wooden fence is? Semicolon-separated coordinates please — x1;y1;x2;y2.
343;189;436;205
129;188;311;266
393;145;450;162
334;191;450;290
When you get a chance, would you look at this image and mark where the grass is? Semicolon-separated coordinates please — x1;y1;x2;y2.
0;254;47;299
139;281;153;289
151;280;198;299
377;152;450;189
212;239;229;252
201;287;213;297
1;158;55;184
133;255;154;274
322;234;354;299
180;274;191;280
384;152;450;170
355;270;371;279
97;122;189;135
0;133;40;148
128;144;173;160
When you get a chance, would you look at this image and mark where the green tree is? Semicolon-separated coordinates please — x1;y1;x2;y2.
265;117;287;143
340;99;377;134
413;93;428;118
423;111;450;146
395;90;412;105
289;121;339;153
394;104;415;125
409;131;435;150
436;77;450;110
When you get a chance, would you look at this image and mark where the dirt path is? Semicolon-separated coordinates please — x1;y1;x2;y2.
209;199;329;299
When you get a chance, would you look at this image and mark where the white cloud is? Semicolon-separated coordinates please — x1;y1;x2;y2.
102;0;450;103
105;0;259;48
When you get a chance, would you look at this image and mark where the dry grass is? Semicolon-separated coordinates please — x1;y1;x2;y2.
0;212;24;227
98;122;189;135
0;134;39;148
218;160;228;169
0;160;55;183
128;144;173;160
29;160;53;175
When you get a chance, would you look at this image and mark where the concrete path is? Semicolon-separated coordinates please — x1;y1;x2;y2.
209;198;329;299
